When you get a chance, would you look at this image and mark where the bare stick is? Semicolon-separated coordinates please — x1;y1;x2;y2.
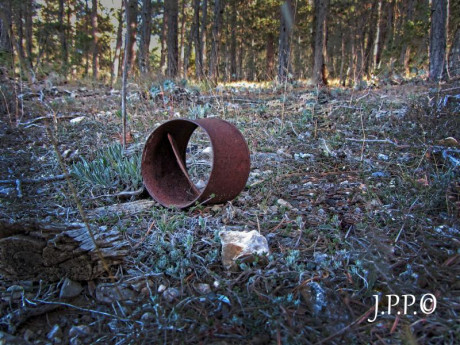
167;133;200;195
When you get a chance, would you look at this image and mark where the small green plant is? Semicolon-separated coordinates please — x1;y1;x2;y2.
188;103;211;119
71;143;142;192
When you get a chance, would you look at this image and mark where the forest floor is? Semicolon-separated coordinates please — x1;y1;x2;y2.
0;77;459;344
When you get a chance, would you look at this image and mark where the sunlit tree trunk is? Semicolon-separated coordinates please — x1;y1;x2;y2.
429;0;447;81
312;0;328;85
266;33;275;80
178;0;187;76
201;0;208;75
112;6;123;85
91;0;98;79
373;0;383;69
59;0;68;74
230;0;237;81
160;4;167;74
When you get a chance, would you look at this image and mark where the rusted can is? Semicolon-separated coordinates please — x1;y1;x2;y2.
141;118;250;208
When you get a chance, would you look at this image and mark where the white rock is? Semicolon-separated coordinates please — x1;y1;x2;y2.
157;284;167;293
277;198;293;209
163;287;181;302
68;325;90;338
47;324;62;341
219;230;270;269
70;116;85;124
59;278;82;299
195;283;211;295
202;146;213;155
195;179;206;189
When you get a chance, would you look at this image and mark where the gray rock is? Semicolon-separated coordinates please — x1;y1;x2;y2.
163;287;181;302
47;325;62;343
59;278;82;299
141;312;155;321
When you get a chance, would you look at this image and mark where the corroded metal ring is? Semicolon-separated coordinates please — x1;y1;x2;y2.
141;118;250;208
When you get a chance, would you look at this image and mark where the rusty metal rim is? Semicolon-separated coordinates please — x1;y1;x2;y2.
141;118;250;208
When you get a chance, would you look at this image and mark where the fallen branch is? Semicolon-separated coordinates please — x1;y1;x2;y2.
345;138;406;147
0;174;67;185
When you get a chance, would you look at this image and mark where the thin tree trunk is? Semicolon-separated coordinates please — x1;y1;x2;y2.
209;0;224;82
201;0;208;75
373;0;383;69
266;33;275;80
230;0;237;81
25;0;33;69
312;0;328;85
339;24;346;85
193;0;202;79
126;0;138;71
112;6;124;85
178;0;187;76
160;4;167;74
166;0;179;78
429;0;448;81
84;0;89;76
448;28;460;77
399;0;415;75
91;0;98;79
278;0;293;83
59;0;68;74
139;0;152;73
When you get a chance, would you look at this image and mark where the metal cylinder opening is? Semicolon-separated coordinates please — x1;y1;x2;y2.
141;118;250;208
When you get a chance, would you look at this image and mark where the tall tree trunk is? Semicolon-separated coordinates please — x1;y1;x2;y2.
230;0;237;81
248;39;255;81
266;33;275;80
209;0;224;82
126;0;138;71
278;1;293;83
24;0;33;69
59;0;68;74
429;0;448;81
91;0;98;79
178;0;187;76
448;27;460;77
139;0;152;73
201;0;208;75
183;20;195;78
84;0;89;76
166;0;179;78
399;0;415;75
0;8;13;58
312;0;328;85
193;0;202;79
373;0;383;69
160;4;167;74
339;23;346;86
112;6;124;85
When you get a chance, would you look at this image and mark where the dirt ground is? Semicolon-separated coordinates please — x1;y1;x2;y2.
0;78;459;344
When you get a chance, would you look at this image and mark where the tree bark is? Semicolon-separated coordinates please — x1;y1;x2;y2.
24;0;33;69
139;0;152;73
266;33;275;80
429;0;448;81
230;0;237;81
201;0;208;75
178;0;187;76
126;0;138;71
91;0;98;79
166;0;179;78
312;0;329;85
193;0;202;79
59;0;68;73
112;6;124;85
160;4;167;74
278;0;293;83
209;0;224;82
0;221;128;281
448;27;460;77
399;0;415;75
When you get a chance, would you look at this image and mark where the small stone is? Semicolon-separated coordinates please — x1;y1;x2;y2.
68;325;90;338
163;287;181;302
95;284;135;303
70;116;85;124
277;199;293;209
60;278;82;299
202;146;213;155
219;230;270;269
47;324;62;341
211;205;222;212
195;179;206;189
195;283;211;295
377;153;389;161
157;284;167;293
141;312;155;322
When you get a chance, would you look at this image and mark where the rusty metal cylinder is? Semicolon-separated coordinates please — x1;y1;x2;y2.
141;118;250;208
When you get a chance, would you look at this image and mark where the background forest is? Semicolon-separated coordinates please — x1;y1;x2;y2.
0;1;459;345
1;0;459;86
